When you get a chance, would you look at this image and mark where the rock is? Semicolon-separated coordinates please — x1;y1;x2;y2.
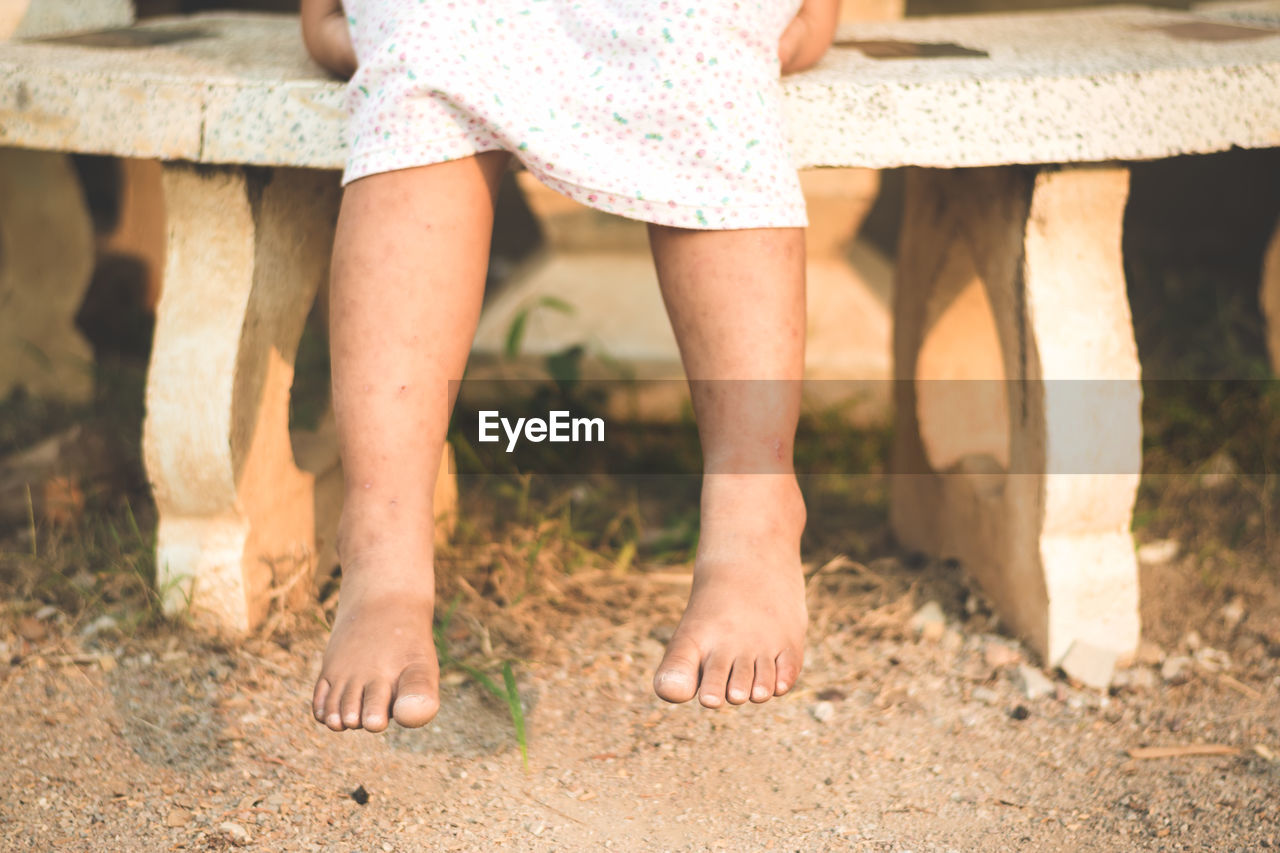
1136;539;1179;565
80;614;118;637
218;821;250;846
1014;664;1056;700
920;621;945;643
984;642;1021;669
1111;667;1158;692
1219;596;1246;633
810;701;835;723
1193;646;1231;673
16;616;46;642
1161;655;1194;684
1199;450;1238;489
34;605;59;621
164;809;191;828
1059;641;1118;690
1183;630;1202;652
528;822;546;837
1134;639;1164;667
971;686;998;705
910;600;946;638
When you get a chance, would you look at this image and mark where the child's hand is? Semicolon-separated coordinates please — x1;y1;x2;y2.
301;0;357;79
778;0;840;75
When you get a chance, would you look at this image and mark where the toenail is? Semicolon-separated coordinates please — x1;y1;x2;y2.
776;681;789;693
656;671;693;686
752;685;769;700
729;689;748;702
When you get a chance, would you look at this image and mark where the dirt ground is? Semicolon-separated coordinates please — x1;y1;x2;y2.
2;466;1278;853
3;134;1279;853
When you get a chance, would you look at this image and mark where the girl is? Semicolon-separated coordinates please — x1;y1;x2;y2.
302;0;840;732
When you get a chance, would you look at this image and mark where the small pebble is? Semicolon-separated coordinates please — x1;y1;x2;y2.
910;601;946;637
1220;596;1246;632
164;809;191;828
984;643;1021;670
810;701;835;723
1136;539;1179;565
1009;705;1030;720
1014;664;1056;701
219;821;250;846
1112;667;1158;692
1194;646;1231;672
1161;655;1194;684
971;686;998;705
1134;639;1164;667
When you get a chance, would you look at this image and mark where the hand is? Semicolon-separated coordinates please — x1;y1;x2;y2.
778;0;840;75
301;0;357;79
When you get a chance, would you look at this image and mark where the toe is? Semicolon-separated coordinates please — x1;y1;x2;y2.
726;656;755;705
697;652;733;709
774;647;801;696
340;681;364;730
324;679;348;731
653;634;701;704
392;661;439;728
361;680;394;732
313;677;332;723
750;655;776;703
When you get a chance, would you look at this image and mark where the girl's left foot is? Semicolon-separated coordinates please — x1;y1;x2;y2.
652;474;808;707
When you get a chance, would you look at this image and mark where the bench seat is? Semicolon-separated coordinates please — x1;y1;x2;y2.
2;4;1278;669
1;7;1277;168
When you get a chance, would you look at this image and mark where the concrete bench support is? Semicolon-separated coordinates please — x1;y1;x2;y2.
0;148;95;402
891;165;1142;664
143;165;339;631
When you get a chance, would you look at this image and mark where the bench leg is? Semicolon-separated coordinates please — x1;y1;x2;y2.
0;148;95;402
144;164;340;633
892;165;1142;665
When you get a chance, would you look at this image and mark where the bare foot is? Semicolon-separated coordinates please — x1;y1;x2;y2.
653;474;808;708
312;538;439;733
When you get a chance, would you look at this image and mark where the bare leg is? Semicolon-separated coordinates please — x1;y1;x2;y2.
647;225;809;708
313;152;510;732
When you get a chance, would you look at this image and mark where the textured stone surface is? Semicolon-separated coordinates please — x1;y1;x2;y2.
2;8;1278;169
891;164;1142;666
4;0;132;39
143;165;340;632
1193;0;1280;26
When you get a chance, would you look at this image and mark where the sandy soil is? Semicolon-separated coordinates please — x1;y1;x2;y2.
2;473;1277;852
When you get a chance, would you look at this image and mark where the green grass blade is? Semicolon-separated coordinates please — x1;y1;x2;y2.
502;661;529;768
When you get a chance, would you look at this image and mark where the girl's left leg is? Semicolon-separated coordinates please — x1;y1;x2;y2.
646;224;810;708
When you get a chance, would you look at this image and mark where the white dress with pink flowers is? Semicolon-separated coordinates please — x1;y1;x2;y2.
341;0;807;229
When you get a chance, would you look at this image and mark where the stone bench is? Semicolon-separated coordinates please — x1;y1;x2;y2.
3;3;1279;666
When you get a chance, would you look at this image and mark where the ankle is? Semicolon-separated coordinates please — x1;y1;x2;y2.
699;473;807;540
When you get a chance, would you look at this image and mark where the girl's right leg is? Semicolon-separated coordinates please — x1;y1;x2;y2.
313;151;510;732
